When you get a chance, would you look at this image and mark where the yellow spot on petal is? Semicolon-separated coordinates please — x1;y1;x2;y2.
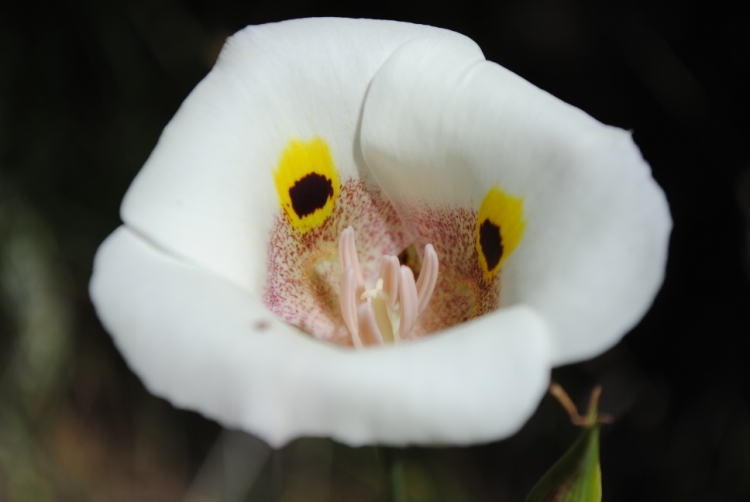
475;186;525;282
274;137;340;234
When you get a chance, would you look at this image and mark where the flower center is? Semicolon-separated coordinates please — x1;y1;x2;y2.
338;226;438;348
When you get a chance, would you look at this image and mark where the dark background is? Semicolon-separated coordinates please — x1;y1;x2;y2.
1;0;749;500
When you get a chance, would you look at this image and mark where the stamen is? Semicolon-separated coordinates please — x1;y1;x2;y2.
338;226;365;295
340;266;362;348
415;244;438;315
379;255;400;308
338;228;439;348
398;265;418;340
357;299;383;346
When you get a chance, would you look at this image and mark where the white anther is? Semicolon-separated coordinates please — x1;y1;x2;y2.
416;244;439;315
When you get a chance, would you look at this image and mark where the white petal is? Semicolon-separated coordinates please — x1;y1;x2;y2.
90;227;552;446
361;37;671;365
120;18;472;295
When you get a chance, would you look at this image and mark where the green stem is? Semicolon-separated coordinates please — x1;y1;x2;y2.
379;446;407;502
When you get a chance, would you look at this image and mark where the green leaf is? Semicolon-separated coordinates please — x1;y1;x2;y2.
523;424;602;502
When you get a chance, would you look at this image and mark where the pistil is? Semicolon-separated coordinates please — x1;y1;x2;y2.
338;226;438;348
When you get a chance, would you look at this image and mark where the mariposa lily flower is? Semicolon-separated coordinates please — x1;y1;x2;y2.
89;18;671;447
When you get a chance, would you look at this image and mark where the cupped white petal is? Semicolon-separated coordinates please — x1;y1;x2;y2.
361;37;671;365
120;18;473;296
91;227;553;446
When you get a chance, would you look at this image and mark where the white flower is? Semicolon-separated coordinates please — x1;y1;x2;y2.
89;18;671;447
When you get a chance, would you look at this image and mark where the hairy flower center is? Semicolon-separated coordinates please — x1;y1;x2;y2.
338;226;438;348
